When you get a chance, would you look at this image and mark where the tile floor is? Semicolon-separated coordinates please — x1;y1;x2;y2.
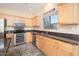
8;43;45;56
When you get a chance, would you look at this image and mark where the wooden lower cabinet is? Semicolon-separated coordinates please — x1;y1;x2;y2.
36;34;79;56
40;36;48;55
57;46;72;56
44;37;57;56
25;32;33;43
36;35;58;56
57;40;74;56
36;35;42;49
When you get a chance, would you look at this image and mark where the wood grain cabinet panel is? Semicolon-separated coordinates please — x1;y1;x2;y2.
36;35;58;56
57;40;73;50
36;35;42;49
36;35;39;48
56;40;76;56
0;13;33;26
57;46;72;56
32;16;40;26
36;34;79;56
38;35;43;50
40;36;50;55
45;37;58;56
25;32;33;43
40;36;44;51
58;4;79;24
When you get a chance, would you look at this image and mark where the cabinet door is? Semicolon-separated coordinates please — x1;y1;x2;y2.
38;35;42;50
36;35;40;48
46;37;57;56
57;40;73;56
32;18;37;26
25;32;32;43
57;46;72;56
41;37;57;56
22;18;32;26
57;47;69;56
36;35;58;56
41;36;48;55
36;35;42;49
58;4;77;24
40;35;44;51
36;35;47;54
32;16;40;26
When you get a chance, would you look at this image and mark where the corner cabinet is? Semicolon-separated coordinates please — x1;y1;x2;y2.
32;16;40;26
36;34;79;56
58;4;79;24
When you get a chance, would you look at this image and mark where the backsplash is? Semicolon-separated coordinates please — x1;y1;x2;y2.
59;24;79;30
57;24;79;34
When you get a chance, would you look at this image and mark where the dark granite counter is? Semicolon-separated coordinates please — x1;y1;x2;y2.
33;30;79;41
6;30;79;45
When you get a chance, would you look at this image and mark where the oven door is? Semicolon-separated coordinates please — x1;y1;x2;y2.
14;33;25;45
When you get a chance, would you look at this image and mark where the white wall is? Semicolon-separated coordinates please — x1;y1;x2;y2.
0;8;33;18
36;3;58;29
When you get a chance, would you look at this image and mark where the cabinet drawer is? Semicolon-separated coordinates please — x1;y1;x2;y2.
57;46;73;56
46;37;57;45
58;40;73;50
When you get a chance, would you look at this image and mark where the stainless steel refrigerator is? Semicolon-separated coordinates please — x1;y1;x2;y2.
0;19;6;54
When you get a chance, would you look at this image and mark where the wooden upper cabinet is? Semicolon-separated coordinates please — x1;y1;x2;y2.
32;16;40;26
58;4;79;24
0;13;13;26
23;18;32;26
0;13;33;27
14;16;32;27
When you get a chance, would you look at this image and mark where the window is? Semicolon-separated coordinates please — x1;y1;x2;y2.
43;9;58;29
50;15;58;29
43;17;50;29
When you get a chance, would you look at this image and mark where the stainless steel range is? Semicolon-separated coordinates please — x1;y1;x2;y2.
14;23;25;45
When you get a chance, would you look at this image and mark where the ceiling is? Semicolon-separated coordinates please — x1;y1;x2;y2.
0;3;46;17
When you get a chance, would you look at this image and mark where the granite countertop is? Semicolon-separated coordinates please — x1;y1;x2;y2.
33;29;79;35
6;27;79;45
33;30;79;44
6;27;79;35
33;32;79;45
